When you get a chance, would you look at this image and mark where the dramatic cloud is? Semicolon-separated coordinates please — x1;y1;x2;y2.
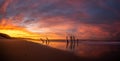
0;0;120;39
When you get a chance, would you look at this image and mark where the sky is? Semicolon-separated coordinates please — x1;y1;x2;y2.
0;0;120;39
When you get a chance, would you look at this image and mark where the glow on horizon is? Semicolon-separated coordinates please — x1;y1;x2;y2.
0;29;41;39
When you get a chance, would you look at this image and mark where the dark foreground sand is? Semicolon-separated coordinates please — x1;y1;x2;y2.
0;39;120;61
0;39;81;61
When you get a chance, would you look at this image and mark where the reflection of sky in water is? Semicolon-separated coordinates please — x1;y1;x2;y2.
48;41;120;58
28;40;120;58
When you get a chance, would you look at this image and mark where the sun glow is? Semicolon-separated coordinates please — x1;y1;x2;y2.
0;29;39;39
0;19;61;40
0;25;41;39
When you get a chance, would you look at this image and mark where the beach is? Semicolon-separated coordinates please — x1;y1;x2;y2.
0;39;81;61
0;39;120;61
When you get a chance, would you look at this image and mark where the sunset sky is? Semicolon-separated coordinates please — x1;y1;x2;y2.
0;0;120;39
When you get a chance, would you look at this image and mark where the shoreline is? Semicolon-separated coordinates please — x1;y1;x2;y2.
0;39;81;61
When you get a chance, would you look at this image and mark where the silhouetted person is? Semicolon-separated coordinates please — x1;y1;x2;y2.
40;38;44;43
66;36;69;48
68;35;75;51
46;37;50;45
70;35;73;48
66;34;78;51
72;35;76;51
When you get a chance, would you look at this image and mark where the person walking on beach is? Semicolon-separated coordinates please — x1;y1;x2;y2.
72;35;76;49
40;38;45;43
46;37;50;45
66;36;69;48
66;34;75;51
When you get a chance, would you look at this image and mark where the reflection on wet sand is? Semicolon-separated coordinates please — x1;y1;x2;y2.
47;41;120;58
28;39;120;58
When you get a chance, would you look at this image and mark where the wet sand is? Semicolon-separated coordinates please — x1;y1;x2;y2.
0;39;120;61
0;39;81;61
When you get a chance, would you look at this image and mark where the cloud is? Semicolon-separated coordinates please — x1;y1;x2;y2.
0;0;120;39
